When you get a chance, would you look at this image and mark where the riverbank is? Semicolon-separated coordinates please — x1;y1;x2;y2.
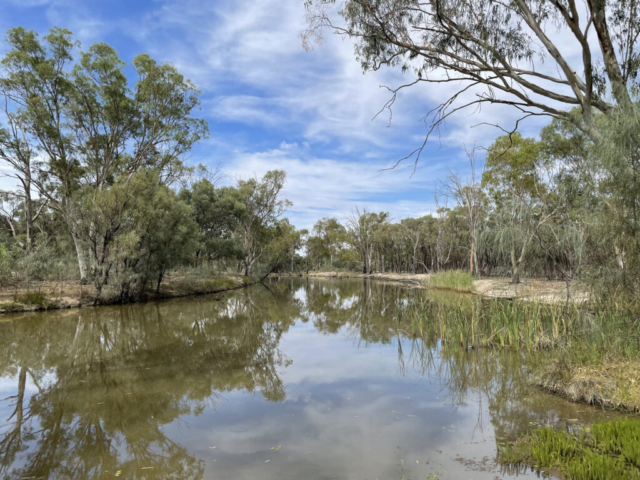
403;293;640;414
0;271;256;314
306;271;588;303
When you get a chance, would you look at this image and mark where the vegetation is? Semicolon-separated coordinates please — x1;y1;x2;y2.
401;298;640;411
425;270;474;292
498;419;640;479
0;27;307;304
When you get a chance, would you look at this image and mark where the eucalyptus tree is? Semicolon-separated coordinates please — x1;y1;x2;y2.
0;101;47;252
180;179;246;266
400;217;427;273
481;133;559;283
346;207;389;274
441;147;485;275
0;27;207;283
303;0;640;154
313;217;346;266
236;170;291;276
265;219;307;273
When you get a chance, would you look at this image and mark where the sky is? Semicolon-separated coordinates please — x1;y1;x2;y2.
0;0;554;230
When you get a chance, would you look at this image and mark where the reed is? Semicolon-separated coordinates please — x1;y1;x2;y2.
400;297;640;410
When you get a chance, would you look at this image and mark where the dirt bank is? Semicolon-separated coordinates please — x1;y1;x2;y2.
306;271;588;303
0;272;256;315
305;271;429;285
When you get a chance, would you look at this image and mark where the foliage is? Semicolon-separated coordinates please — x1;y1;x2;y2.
236;170;292;276
0;243;12;286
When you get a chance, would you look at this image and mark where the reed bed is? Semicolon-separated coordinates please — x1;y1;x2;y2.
398;298;640;411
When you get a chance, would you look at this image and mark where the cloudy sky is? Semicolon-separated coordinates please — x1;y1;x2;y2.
0;0;552;229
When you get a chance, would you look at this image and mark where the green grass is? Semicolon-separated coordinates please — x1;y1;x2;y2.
426;270;474;292
498;419;640;479
400;297;640;410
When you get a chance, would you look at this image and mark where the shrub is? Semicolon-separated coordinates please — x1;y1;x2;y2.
0;243;12;286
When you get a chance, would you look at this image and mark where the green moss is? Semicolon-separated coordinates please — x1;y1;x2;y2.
498;419;640;479
426;270;474;292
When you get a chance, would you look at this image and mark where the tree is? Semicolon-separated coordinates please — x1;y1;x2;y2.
400;217;427;273
265;219;307;273
313;217;346;267
441;146;485;276
236;170;291;276
0;100;47;252
73;170;197;301
481;133;558;283
346;207;389;274
0;27;207;282
303;0;640;157
180;180;245;266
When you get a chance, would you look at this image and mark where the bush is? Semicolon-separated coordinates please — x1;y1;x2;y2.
0;243;12;286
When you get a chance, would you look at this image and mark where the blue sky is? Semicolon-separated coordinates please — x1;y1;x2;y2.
0;0;548;229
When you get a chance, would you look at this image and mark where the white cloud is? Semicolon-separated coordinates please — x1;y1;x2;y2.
220;142;447;230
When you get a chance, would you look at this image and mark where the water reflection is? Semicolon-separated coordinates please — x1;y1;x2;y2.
0;279;620;480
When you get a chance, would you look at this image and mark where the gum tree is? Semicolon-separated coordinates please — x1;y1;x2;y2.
303;0;640;153
0;27;207;283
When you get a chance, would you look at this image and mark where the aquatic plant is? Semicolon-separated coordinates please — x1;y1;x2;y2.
399;297;640;410
498;419;640;479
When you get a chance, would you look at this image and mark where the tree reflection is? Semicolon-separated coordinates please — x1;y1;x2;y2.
0;278;609;480
0;283;301;480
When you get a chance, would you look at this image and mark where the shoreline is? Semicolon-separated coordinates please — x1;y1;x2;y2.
305;271;588;303
0;274;259;316
0;271;588;315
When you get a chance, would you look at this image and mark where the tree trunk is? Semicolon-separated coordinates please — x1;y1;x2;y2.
469;241;474;275
510;248;520;284
71;231;88;284
24;181;33;253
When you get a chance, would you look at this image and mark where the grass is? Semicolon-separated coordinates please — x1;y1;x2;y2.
426;270;474;292
15;291;49;306
498;419;640;479
401;297;640;411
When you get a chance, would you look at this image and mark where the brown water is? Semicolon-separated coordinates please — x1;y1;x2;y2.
0;278;620;480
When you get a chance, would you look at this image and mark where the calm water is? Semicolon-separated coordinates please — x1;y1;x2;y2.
0;278;620;480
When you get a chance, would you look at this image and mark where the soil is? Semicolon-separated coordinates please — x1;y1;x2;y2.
306;271;589;303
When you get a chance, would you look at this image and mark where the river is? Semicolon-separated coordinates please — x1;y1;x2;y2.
0;278;620;479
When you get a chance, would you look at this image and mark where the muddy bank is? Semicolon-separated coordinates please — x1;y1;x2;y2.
0;273;256;315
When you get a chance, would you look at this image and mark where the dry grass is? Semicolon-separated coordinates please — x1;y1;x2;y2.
531;359;640;412
474;277;589;303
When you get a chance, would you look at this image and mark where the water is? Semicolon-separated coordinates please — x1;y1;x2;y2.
0;278;620;480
